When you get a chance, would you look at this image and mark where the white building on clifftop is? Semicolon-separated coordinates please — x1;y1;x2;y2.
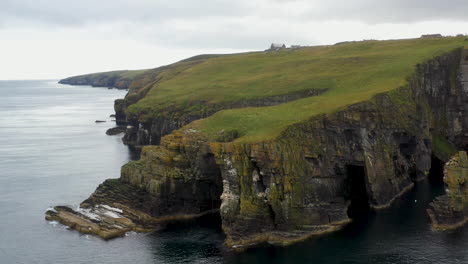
268;43;286;51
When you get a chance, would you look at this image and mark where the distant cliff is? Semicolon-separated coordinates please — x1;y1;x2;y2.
59;70;137;89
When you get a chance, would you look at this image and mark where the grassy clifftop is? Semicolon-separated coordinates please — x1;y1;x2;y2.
196;38;467;143
63;37;467;143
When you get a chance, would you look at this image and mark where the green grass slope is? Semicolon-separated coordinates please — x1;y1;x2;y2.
124;37;467;143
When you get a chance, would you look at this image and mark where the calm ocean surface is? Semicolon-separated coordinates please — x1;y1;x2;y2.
0;80;466;264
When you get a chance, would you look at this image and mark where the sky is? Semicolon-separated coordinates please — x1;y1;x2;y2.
2;0;468;80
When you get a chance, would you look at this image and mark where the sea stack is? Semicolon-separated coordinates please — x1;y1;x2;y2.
427;151;468;230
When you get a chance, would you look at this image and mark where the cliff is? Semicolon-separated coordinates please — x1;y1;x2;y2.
48;37;468;247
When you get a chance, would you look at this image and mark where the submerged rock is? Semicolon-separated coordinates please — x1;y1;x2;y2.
427;151;468;230
106;126;126;136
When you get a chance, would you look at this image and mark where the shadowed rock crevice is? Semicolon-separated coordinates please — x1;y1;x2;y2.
345;165;370;219
428;155;445;184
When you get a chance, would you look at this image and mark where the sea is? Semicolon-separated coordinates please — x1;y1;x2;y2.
0;80;466;264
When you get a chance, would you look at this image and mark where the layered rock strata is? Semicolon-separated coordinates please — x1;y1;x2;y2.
45;179;161;239
45;178;219;239
427;151;468;229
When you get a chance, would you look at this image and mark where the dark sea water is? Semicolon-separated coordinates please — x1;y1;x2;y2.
0;80;466;264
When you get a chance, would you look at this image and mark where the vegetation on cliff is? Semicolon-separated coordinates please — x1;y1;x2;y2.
195;37;467;142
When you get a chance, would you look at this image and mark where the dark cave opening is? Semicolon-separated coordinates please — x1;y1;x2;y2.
345;165;370;219
201;153;224;212
428;155;444;185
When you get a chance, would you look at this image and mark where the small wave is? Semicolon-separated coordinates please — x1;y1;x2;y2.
48;221;59;226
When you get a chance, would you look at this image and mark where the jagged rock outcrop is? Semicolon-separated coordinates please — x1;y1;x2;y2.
48;48;468;247
427;151;468;229
45;179;180;239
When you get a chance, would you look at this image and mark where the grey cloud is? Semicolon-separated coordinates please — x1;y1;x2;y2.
2;0;468;54
0;0;252;26
3;0;468;27
302;0;468;23
105;17;314;50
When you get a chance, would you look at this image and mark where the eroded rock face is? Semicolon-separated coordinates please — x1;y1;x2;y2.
211;48;468;246
427;151;468;229
120;129;223;217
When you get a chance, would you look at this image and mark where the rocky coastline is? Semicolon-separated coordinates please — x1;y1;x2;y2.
48;47;468;247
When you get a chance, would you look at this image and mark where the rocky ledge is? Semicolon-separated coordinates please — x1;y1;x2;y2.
427;151;468;230
45;178;219;239
46;179;160;239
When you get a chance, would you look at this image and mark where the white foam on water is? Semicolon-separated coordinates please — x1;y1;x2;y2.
48;221;59;226
125;231;137;237
45;207;57;213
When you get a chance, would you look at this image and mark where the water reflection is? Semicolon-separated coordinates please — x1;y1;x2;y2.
149;214;224;264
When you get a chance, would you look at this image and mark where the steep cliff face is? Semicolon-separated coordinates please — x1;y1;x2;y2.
211;49;467;245
120;129;223;216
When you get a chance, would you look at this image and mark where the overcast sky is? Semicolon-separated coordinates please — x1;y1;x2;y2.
2;0;468;80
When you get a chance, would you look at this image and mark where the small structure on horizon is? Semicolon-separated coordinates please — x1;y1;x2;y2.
421;34;443;39
268;43;286;51
290;45;302;49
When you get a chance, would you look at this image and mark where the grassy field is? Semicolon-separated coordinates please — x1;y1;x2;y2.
122;37;467;143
